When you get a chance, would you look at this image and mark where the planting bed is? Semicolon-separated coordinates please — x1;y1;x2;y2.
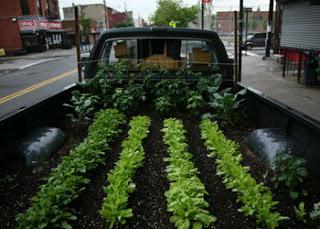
1;103;320;228
1;66;320;228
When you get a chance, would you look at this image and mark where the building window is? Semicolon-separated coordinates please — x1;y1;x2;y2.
46;0;50;16
37;0;43;15
20;0;30;15
52;0;58;16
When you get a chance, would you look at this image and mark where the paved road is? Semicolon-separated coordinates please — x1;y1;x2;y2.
0;49;79;120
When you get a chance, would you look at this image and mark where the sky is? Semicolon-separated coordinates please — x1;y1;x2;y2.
59;0;271;20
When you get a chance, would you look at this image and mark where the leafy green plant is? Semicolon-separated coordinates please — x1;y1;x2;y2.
186;91;204;116
100;116;151;228
162;118;216;229
310;201;320;227
203;88;246;124
200;119;288;229
64;90;100;123
16;109;125;229
196;73;222;96
155;96;173;114
271;152;308;199
294;202;307;223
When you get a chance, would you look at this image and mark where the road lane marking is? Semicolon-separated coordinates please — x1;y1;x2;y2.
0;69;77;105
242;51;258;57
19;58;56;69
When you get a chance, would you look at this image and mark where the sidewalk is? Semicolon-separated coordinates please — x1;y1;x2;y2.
242;55;320;122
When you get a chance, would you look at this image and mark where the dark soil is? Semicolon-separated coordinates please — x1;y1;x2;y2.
179;114;256;228
0;122;89;228
1;105;320;229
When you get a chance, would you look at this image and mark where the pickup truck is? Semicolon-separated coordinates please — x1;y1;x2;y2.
0;27;320;228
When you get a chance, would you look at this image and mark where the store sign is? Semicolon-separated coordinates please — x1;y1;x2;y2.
49;21;62;30
18;17;62;31
18;20;36;31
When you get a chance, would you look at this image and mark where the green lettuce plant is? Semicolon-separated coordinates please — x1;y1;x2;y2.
100;116;151;228
200;119;288;229
162;118;216;229
16;109;125;229
294;202;307;223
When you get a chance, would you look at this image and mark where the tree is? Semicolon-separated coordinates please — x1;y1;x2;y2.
150;0;199;27
79;9;91;43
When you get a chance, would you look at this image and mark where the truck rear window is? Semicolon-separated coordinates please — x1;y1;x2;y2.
99;38;217;72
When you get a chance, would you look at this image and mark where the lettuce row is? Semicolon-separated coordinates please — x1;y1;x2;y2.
100;115;151;228
16;109;126;229
200;119;288;229
162;118;216;229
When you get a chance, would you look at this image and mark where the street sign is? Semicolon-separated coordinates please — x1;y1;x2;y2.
244;7;253;12
202;0;212;3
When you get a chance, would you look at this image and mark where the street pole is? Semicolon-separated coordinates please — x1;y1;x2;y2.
74;5;82;82
238;0;244;82
245;10;248;56
265;0;274;58
233;11;238;91
103;0;109;29
201;1;204;29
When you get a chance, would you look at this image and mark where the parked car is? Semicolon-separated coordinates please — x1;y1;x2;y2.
243;32;269;50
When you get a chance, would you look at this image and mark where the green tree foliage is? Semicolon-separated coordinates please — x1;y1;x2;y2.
150;0;199;27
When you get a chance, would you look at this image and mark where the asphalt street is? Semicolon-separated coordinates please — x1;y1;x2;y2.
0;48;79;119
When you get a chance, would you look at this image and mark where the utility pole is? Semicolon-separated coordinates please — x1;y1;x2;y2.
265;0;274;57
233;11;238;91
103;0;109;29
244;8;252;56
238;0;244;82
74;5;82;82
201;1;204;29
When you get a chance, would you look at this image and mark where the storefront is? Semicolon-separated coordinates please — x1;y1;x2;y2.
18;16;67;52
278;0;320;85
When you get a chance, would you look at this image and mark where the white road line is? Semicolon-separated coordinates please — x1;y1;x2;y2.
19;58;56;69
242;51;258;57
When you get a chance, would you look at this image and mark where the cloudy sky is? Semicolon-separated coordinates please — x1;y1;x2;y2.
59;0;270;20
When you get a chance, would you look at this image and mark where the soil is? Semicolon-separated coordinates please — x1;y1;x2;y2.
1;104;320;228
0;122;89;228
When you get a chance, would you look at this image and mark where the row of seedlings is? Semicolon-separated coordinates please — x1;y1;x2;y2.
162;118;216;228
100;115;151;228
16;109;126;229
200;119;288;229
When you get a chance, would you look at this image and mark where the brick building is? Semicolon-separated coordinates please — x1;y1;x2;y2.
63;4;132;33
0;0;63;55
216;11;269;34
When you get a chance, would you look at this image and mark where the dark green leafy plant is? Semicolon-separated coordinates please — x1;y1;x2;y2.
64;90;100;123
294;202;307;223
271;152;308;199
200;119;288;229
155;96;173;114
162;118;216;228
100;116;151;228
186;91;204;116
16;109;125;229
204;88;246;124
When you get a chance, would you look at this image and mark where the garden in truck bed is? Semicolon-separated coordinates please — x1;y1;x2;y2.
0;64;320;229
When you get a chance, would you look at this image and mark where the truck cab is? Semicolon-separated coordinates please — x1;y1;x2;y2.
84;27;234;81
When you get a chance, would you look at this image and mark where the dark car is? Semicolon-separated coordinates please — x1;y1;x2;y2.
243;32;268;50
84;27;233;80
